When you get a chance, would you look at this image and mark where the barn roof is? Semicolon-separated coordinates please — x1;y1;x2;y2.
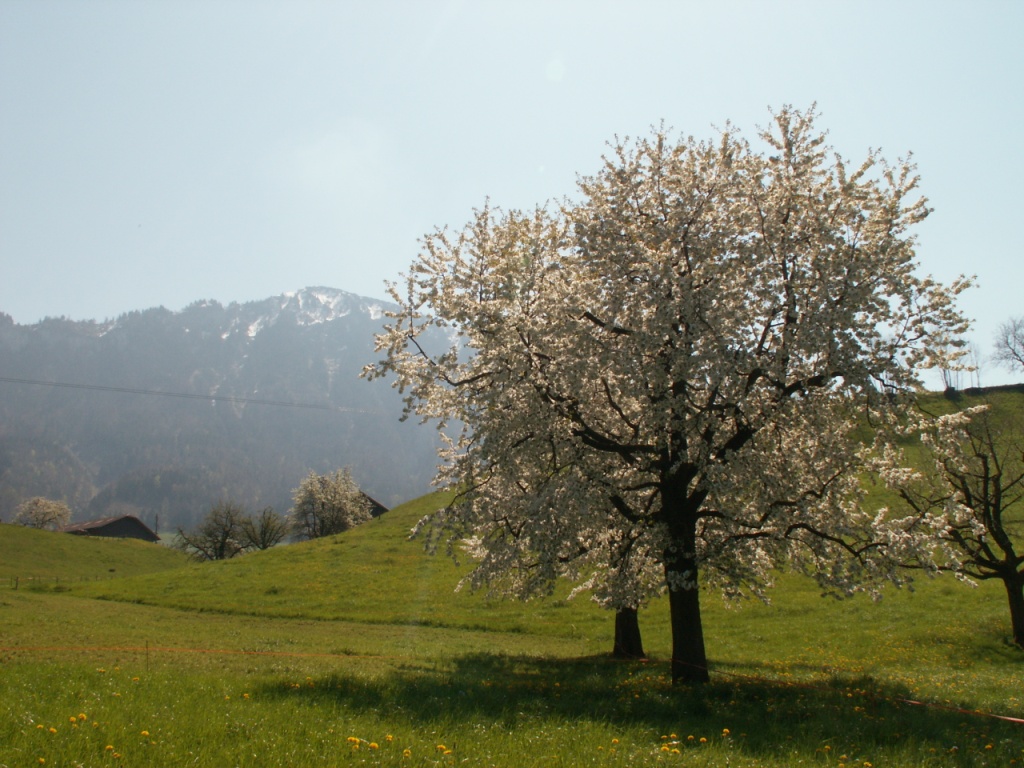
62;515;161;542
362;493;389;517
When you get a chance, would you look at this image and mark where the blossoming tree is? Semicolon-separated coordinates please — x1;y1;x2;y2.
13;496;71;530
289;468;371;540
366;107;971;683
877;402;1024;647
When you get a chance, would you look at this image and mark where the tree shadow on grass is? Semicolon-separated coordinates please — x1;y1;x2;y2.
256;653;1021;763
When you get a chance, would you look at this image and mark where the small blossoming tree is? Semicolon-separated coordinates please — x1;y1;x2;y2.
366;106;971;683
13;496;72;530
289;468;371;540
877;402;1024;647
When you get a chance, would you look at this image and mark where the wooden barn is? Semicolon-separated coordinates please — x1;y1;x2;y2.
363;493;389;518
63;515;161;543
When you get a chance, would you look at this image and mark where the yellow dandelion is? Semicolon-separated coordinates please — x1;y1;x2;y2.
369;742;379;750
69;716;77;723
141;730;150;737
386;734;394;742
700;737;707;744
671;748;681;754
78;714;87;721
132;677;139;682
687;735;694;742
105;745;114;751
436;744;447;752
48;727;57;734
38;759;45;765
722;728;730;736
611;738;619;745
403;748;412;758
36;725;44;730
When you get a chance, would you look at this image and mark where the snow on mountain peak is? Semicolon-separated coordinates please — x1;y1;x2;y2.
86;287;389;341
233;286;391;337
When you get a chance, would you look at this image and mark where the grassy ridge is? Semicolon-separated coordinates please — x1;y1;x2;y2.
72;492;627;642
0;522;187;582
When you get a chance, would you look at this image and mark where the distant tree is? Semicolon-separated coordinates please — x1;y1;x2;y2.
994;316;1024;372
238;506;289;550
175;501;248;561
877;403;1024;648
289;468;371;540
13;497;72;530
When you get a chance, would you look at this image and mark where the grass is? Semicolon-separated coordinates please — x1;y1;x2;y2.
3;495;1023;766
70;492;621;639
2;583;1021;766
2;388;1023;765
0;522;187;587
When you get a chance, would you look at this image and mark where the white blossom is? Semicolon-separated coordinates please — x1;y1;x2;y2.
365;106;971;682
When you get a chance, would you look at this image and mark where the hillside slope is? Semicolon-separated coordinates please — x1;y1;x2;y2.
73;492;620;639
0;523;188;581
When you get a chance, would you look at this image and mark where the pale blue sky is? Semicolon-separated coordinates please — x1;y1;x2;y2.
1;0;1021;385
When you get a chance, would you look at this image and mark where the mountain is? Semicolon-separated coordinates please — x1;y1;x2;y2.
0;287;442;530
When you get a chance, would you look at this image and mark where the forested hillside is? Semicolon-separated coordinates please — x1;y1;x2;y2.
0;287;440;529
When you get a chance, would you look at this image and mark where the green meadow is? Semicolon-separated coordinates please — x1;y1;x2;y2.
2;491;1022;767
3;388;1024;766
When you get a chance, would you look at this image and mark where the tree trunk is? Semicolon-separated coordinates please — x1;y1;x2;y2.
1005;574;1024;649
665;540;710;684
612;607;646;659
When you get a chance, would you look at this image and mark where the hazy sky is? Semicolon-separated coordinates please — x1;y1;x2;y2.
1;0;1021;385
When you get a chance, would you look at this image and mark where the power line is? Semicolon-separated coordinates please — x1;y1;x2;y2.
0;376;374;414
